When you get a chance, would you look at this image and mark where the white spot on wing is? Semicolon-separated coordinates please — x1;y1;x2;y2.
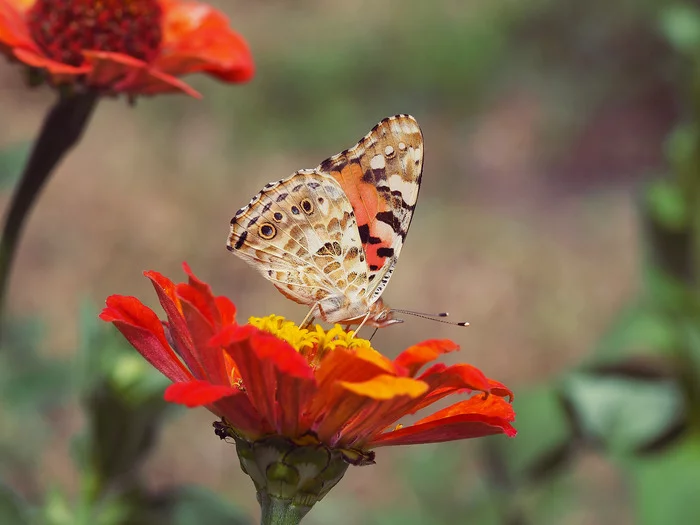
370;154;385;170
389;174;418;205
384;145;394;156
398;142;406;151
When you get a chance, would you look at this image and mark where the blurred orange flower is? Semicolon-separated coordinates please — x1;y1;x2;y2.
100;264;516;463
0;0;254;96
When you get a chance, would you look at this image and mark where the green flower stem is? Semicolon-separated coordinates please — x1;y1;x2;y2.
0;90;99;336
259;493;311;525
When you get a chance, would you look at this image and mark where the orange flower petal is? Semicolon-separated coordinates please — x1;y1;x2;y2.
100;295;193;383
156;0;254;82
313;376;428;446
316;346;395;388
339;375;428;400
394;339;460;377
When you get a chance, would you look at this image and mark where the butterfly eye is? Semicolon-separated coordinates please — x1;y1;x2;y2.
273;212;284;222
259;223;277;239
301;199;314;215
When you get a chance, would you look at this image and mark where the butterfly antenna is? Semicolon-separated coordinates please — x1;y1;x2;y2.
369;326;380;341
391;309;469;327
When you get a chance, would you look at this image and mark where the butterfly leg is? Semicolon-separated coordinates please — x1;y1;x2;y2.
352;311;373;339
300;304;318;329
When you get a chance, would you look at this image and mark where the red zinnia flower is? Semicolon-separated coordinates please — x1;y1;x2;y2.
100;264;516;521
0;0;254;96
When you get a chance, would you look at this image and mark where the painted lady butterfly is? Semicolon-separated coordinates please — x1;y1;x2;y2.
227;115;426;330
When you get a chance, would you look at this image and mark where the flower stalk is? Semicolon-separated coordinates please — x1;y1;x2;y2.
258;494;310;525
0;90;98;331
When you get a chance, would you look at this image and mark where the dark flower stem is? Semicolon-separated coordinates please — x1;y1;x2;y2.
0;91;99;336
259;493;310;525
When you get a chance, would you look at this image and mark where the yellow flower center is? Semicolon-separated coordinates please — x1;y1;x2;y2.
249;315;372;366
26;0;163;67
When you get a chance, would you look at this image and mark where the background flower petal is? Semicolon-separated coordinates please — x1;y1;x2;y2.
155;0;254;82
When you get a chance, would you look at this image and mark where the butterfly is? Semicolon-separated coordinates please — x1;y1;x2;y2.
227;115;426;331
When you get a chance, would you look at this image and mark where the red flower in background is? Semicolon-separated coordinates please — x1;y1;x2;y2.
0;0;254;96
100;264;516;463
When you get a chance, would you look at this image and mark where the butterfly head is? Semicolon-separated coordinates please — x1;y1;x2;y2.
366;298;404;328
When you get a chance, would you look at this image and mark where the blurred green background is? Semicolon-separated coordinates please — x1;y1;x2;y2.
3;0;700;523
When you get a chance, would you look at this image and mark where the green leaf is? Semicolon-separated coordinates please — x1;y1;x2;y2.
627;437;700;525
645;179;688;231
562;372;684;454
593;302;679;362
499;384;574;480
660;4;700;54
0;483;29;524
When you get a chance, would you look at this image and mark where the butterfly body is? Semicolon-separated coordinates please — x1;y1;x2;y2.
227;115;423;328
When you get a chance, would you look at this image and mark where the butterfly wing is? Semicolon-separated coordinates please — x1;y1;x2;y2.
227;170;371;316
317;114;423;305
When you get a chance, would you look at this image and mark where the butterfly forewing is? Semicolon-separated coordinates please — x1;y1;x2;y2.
317;114;423;303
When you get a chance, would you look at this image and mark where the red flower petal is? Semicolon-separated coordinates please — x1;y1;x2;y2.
215;296;237;326
407;363;494;415
369;413;517;447
100;295;192;383
165;379;238;406
416;395;516;425
145;270;205;378
177;262;223;329
394;339;460;377
213;325;316;436
488;379;514;401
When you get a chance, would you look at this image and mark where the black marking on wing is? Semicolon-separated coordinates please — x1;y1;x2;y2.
233;230;247;250
375;211;400;234
247;215;260;228
390;190;416;211
262;202;272;213
276;192;289;202
358;224;383;245
376;247;394;258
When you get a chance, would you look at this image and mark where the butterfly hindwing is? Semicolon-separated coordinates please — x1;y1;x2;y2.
317;114;423;303
227;170;370;309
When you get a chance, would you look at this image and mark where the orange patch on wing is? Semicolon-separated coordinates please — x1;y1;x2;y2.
331;162;394;272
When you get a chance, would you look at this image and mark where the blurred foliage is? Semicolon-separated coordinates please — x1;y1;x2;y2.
4;0;700;524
